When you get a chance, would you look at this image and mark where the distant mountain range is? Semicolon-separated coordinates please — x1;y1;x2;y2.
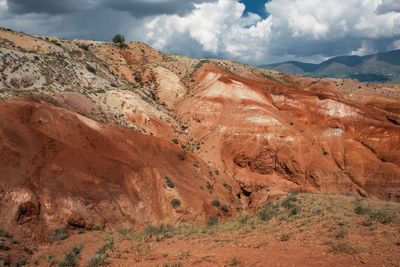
260;49;400;83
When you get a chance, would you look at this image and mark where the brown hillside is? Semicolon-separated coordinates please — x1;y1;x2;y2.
0;27;400;265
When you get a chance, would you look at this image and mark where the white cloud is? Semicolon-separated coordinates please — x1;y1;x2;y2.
141;0;400;64
143;0;271;62
391;39;400;50
351;41;375;56
1;0;400;64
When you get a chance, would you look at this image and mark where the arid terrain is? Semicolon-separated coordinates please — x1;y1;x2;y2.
0;27;399;266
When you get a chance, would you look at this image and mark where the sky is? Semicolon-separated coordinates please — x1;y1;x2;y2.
0;0;399;65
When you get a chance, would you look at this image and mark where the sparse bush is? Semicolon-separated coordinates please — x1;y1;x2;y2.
221;205;230;212
312;205;323;214
97;240;114;255
172;139;179;144
335;228;348;239
77;43;89;51
230;257;242;266
0;229;10;238
91;225;103;231
87;241;113;267
141;224;175;241
281;195;297;209
258;204;278;221
280;233;290;241
12;257;27;267
361;217;373;226
50;227;69;242
117;228;134;241
207;216;219;227
238;215;250;226
171;198;181;208
0;242;11;253
86;64;96;74
281;195;300;216
211;199;220;207
369;209;396;224
289;205;301;216
330;241;362;254
87;253;107;267
354;205;371;215
164;176;175;188
58;245;83;266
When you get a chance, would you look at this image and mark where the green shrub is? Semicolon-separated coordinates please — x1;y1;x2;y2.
354;205;371;215
211;199;220;207
172;139;179;144
141;224;175;241
97;240;114;255
258;204;278;221
238;215;250;226
164;176;175;188
289;205;301;216
221;205;230;212
86;64;96;74
369;209;396;224
281;195;297;209
91;225;103;231
87;253;107;267
171;198;181;208
207;216;219;227
58;245;83;266
87;241;113;267
117;228;134;241
112;34;125;44
77;44;89;51
330;241;362;254
50;227;69;242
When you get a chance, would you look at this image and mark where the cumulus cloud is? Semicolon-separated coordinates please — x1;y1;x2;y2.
1;0;400;64
142;0;400;64
143;0;271;62
351;41;375;56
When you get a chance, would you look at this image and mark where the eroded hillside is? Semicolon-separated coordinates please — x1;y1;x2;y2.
0;27;400;258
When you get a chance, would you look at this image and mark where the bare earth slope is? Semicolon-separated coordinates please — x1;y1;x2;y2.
0;28;400;265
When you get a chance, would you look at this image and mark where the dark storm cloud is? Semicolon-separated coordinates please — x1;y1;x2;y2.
6;0;216;16
7;0;85;14
103;0;216;18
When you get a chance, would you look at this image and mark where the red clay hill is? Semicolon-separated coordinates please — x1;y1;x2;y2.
0;27;399;245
